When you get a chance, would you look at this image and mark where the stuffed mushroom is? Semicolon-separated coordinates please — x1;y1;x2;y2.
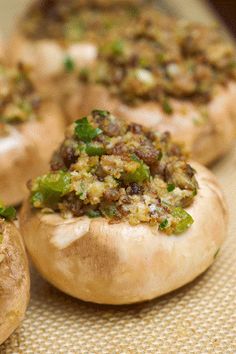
20;110;228;305
9;1;236;165
64;10;236;165
7;0;146;92
0;203;30;345
0;63;64;205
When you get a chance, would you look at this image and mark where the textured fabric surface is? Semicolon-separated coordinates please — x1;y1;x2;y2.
1;146;236;353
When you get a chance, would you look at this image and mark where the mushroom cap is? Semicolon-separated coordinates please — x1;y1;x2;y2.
0;220;30;344
0;100;65;205
20;162;228;305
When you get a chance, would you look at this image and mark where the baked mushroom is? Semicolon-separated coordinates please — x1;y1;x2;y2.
0;63;65;205
64;10;236;165
7;0;146;94
0;203;30;345
8;2;236;164
20;110;228;305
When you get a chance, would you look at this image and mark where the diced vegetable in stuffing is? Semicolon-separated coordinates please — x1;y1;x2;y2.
0;201;16;220
30;111;198;235
22;1;236;111
31;171;71;208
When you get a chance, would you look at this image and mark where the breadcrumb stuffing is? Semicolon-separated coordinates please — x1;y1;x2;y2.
30;110;198;234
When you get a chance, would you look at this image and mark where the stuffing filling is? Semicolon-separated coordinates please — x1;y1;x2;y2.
80;13;236;107
30;110;198;234
22;0;142;43
0;64;41;136
22;1;236;108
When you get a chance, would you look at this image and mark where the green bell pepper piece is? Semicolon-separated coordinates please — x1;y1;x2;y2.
172;207;194;234
75;117;102;143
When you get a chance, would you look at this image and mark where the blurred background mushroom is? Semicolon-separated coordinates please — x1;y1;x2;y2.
0;0;235;41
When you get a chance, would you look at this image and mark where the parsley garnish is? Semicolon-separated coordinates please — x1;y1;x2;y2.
0;204;16;220
75;117;102;143
159;219;168;230
64;56;75;73
167;184;175;192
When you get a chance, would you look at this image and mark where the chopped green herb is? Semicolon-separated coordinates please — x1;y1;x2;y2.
162;98;173;115
75;117;102;143
0;204;16;220
167;184;175;192
0;234;3;244
159;219;168;230
172;207;194;234
85;143;105;156
64;56;75;72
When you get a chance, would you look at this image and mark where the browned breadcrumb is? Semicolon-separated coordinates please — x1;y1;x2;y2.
30;110;198;234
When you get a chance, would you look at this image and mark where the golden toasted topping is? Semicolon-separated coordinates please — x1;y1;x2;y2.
22;1;236;108
80;12;236;107
30;110;198;234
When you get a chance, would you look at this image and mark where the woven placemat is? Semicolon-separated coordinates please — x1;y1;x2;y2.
1;145;236;353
